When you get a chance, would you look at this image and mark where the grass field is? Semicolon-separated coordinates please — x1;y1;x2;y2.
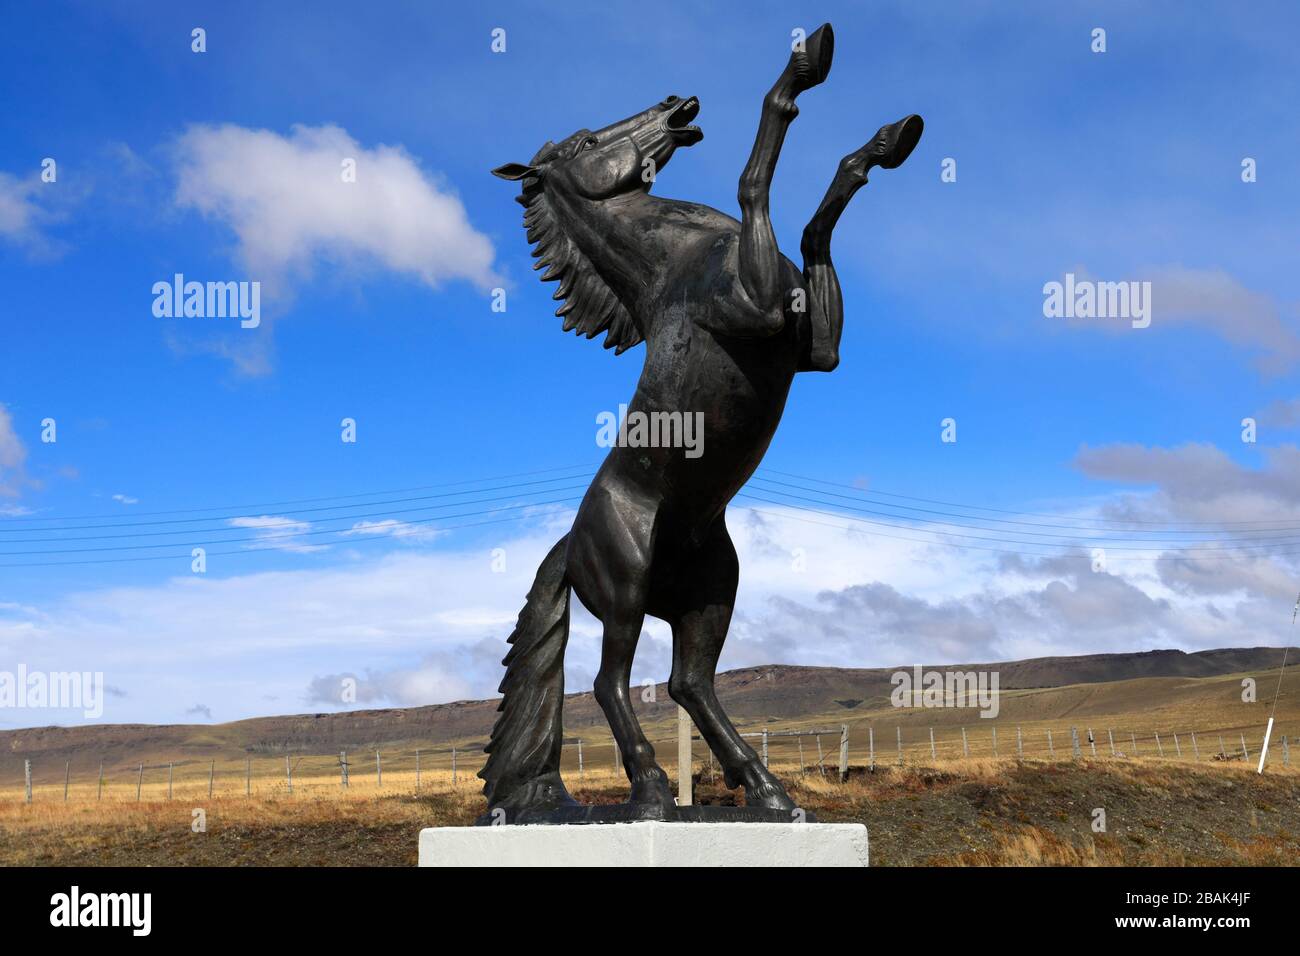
3;755;1298;866
4;665;1297;865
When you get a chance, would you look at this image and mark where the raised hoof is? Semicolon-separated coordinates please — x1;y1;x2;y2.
791;23;835;94
872;114;924;170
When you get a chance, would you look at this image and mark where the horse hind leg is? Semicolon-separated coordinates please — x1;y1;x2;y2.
799;114;924;372
566;487;674;811
663;520;796;812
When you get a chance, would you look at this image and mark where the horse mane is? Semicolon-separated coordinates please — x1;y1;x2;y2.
514;141;643;356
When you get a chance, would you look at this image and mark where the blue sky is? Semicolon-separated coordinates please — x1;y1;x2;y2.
2;1;1299;726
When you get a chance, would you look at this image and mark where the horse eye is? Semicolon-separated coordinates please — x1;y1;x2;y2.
583;137;598;150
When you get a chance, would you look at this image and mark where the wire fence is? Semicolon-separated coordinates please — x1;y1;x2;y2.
6;718;1294;805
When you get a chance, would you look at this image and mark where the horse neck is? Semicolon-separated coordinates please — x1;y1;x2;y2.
550;189;668;313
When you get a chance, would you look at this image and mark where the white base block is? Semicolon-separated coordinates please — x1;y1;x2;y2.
418;822;868;867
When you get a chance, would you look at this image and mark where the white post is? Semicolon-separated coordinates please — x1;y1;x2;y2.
340;751;349;788
1108;729;1116;756
798;735;805;774
286;756;293;794
992;726;998;757
375;750;382;787
1016;726;1023;759
868;727;875;771
1071;727;1081;759
1191;732;1200;760
64;761;70;802
168;762;173;800
761;727;769;768
1154;733;1163;757
1047;729;1054;757
1240;733;1248;760
930;727;937;761
1282;735;1290;766
415;749;421;791
838;725;849;782
1173;733;1181;758
1257;718;1274;774
1131;732;1139;755
1218;735;1226;758
677;706;691;805
97;760;103;801
896;726;903;766
24;759;32;804
961;727;969;758
1087;728;1096;757
578;737;585;780
816;734;826;776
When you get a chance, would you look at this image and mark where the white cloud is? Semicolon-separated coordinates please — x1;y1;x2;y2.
0;172;54;251
4;488;1295;726
111;493;139;505
343;518;443;543
227;515;328;554
0;403;29;497
173;123;499;295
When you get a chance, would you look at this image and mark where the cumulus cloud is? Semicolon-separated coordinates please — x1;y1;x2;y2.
0;171;58;253
173;123;499;295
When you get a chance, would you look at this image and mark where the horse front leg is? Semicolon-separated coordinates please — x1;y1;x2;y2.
734;23;834;323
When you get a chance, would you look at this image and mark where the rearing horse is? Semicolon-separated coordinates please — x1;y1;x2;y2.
481;23;921;820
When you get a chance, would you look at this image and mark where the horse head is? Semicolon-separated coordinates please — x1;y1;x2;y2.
492;95;702;201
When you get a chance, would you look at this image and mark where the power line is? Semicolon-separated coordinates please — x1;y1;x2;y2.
0;462;600;525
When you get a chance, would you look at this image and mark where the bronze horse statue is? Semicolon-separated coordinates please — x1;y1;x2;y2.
481;23;921;822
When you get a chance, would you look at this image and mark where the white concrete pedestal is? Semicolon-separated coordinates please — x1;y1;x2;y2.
418;822;868;867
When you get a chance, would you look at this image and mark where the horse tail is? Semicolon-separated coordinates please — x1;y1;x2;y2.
478;534;575;815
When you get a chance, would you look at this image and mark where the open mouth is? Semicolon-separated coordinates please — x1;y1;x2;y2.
664;96;703;144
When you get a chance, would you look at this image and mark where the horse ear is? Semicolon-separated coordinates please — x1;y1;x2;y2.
492;162;539;181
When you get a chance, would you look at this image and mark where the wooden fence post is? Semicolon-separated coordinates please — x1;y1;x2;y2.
286;756;293;794
992;726;998;757
896;726;903;766
1191;732;1200;760
452;746;458;785
961;726;969;758
25;759;32;804
1071;726;1081;759
1047;729;1054;757
761;728;769;768
578;737;585;780
798;735;805;774
930;727;937;761
415;749;421;791
1154;733;1163;757
64;761;70;802
1131;732;1139;755
375;750;382;787
1108;729;1116;756
209;760;215;798
1173;733;1182;758
838;725;849;782
1240;733;1248;759
1016;726;1023;759
167;762;173;800
136;763;143;801
868;726;875;771
245;758;251;796
340;751;349;788
97;760;103;801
